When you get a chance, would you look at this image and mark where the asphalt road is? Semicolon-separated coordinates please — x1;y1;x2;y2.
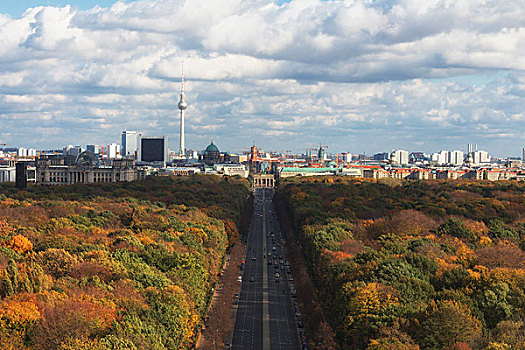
231;188;301;350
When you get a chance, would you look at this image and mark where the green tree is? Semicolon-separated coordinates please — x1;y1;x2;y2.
415;300;481;350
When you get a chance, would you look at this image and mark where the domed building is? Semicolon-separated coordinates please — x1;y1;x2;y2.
203;140;221;165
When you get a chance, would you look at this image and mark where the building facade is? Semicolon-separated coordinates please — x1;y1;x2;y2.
36;152;136;185
122;131;139;158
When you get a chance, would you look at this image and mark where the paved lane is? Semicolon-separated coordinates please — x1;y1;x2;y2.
231;188;301;350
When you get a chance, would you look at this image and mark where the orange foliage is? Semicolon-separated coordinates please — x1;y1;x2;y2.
0;299;41;325
3;235;33;254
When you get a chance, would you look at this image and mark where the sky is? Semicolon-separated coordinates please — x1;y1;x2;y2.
0;0;523;157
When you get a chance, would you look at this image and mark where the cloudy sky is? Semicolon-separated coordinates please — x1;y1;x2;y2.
0;0;523;156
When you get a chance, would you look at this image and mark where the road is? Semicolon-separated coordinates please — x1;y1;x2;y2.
231;188;302;350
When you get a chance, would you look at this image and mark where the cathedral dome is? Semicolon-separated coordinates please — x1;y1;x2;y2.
204;141;219;154
203;141;220;165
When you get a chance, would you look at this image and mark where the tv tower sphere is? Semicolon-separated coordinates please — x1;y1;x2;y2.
178;98;187;110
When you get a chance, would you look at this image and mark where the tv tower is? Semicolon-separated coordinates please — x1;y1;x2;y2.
177;62;187;157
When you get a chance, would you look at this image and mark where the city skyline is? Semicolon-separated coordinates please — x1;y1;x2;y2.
0;0;523;157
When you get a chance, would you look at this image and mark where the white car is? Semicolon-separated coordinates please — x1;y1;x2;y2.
237;276;242;282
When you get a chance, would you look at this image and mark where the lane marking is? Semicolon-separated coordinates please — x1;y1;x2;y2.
262;190;270;350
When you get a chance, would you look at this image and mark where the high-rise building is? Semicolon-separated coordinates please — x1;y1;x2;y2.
177;63;188;157
121;131;139;158
392;150;409;165
139;136;168;164
431;151;448;165
449;150;464;166
108;143;120;159
522;147;525;161
473;150;490;163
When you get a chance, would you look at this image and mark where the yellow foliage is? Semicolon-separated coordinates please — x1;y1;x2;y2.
349;282;398;318
479;236;493;247
456;241;475;266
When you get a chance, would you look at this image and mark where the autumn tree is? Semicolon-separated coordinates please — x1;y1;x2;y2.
414;300;482;350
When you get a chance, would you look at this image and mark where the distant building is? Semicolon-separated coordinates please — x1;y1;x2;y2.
392;150;409;165
138;136;168;165
213;164;249;177
373;152;390;161
341;152;352;163
36;152;136;185
279;167;336;178
87;144;104;155
473;150;490;164
203;141;221;165
108;143;120;159
431;150;448;165
64;145;83;157
449;150;464;166
0;166;15;182
122;131;140;158
159;167;201;176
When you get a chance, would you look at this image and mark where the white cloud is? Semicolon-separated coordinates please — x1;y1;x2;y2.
0;0;523;156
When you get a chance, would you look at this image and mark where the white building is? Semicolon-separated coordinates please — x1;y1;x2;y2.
342;152;352;163
473;150;490;164
431;150;449;165
213;164;249;178
107;143;121;159
121;131;139;158
449;150;464;166
18;148;27;157
27;149;36;157
392;150;409;165
0;166;15;182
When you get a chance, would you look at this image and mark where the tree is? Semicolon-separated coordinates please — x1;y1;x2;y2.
436;218;473;240
415;300;481;350
3;235;32;254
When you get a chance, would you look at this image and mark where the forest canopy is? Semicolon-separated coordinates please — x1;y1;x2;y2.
278;177;525;350
0;175;250;349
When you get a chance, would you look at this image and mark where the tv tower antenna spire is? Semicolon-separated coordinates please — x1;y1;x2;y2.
177;61;187;157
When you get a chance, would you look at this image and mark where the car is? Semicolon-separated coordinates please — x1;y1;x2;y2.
274;272;280;278
250;276;255;282
251;256;256;261
275;278;280;283
268;259;272;265
237;276;242;282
